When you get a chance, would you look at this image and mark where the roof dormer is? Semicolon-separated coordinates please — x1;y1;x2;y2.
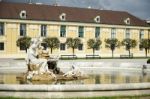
94;16;101;23
124;17;130;25
59;13;66;21
19;10;27;19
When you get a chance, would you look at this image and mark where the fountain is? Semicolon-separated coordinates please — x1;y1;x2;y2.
0;38;149;98
26;37;87;81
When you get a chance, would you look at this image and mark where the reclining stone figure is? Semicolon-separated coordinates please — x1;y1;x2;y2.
63;65;85;79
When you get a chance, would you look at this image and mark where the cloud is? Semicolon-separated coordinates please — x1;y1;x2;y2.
3;0;150;20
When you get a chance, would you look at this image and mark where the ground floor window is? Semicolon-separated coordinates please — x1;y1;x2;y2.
0;42;4;50
139;44;143;51
60;43;65;51
78;44;83;51
20;46;26;51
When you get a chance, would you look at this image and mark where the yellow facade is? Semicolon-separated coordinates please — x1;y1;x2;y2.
0;19;150;58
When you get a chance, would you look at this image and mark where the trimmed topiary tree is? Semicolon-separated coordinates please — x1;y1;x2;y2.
66;37;81;56
87;38;102;56
16;36;31;53
121;38;137;57
140;39;150;57
105;38;120;58
43;37;60;54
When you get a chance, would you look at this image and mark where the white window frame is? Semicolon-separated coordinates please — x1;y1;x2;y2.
60;25;66;37
78;26;84;38
20;23;26;37
20;10;27;19
41;24;47;37
111;28;116;39
59;13;66;21
94;16;100;23
125;28;130;39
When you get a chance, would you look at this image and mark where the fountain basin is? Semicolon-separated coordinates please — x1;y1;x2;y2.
0;83;150;92
0;59;150;98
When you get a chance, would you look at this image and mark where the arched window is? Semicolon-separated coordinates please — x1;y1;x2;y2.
94;16;100;23
19;10;27;19
59;13;66;21
124;18;130;25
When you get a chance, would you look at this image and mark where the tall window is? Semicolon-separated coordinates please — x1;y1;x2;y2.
41;25;47;37
78;44;83;51
0;42;4;50
78;26;84;38
111;28;116;39
0;23;4;36
126;28;130;38
60;43;65;50
60;25;66;37
95;27;100;38
20;24;26;36
148;30;150;40
139;29;144;51
139;29;144;40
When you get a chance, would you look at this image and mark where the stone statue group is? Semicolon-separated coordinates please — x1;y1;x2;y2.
26;37;86;81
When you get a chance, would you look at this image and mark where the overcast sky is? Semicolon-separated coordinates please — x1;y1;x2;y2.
3;0;150;20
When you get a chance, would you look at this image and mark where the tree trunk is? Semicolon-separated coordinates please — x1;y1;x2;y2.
129;49;131;58
72;48;75;58
145;48;147;57
93;48;95;55
93;48;95;59
112;50;114;58
25;48;28;53
50;48;53;54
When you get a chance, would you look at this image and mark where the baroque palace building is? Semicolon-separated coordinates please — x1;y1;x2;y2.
0;2;150;58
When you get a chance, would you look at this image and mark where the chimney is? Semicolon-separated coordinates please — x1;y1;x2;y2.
88;6;92;9
53;0;60;6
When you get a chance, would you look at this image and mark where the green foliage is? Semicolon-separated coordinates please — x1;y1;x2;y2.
16;36;31;52
66;38;81;49
105;38;120;51
121;38;137;56
105;38;120;57
43;37;60;54
87;39;102;55
122;38;137;50
140;39;150;57
140;39;150;49
66;37;81;55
